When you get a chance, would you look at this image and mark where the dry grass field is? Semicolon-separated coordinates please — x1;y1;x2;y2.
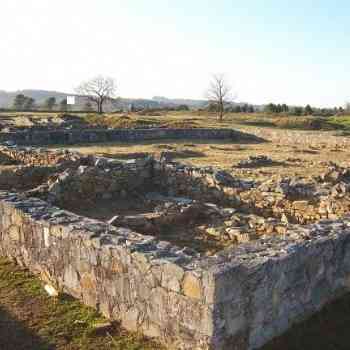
60;125;350;182
6;110;340;182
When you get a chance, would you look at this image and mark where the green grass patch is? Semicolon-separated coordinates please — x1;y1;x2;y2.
82;114;162;129
326;115;350;130
0;257;163;350
232;113;350;131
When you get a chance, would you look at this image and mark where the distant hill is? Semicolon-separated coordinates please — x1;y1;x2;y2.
0;90;209;111
152;96;207;109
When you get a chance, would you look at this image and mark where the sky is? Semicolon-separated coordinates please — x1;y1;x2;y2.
1;0;350;107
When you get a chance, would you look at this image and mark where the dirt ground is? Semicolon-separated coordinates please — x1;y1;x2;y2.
55;125;350;183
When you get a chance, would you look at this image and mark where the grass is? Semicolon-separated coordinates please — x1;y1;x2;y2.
231;113;350;131
327;115;350;130
52;127;350;181
82;114;162;129
3;110;350;132
0;257;163;350
2;109;350;182
66;112;350;132
3;256;350;349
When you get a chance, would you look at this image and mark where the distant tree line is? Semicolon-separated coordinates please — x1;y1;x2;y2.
13;94;36;111
10;92;348;118
206;103;255;113
11;95;96;112
228;104;255;113
10;94;191;113
11;94;71;112
263;103;345;117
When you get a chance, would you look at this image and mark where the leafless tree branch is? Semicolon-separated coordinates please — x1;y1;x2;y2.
75;75;117;113
206;74;235;121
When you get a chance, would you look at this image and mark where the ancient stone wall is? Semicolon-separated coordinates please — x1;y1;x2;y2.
0;166;56;191
0;128;261;146
2;146;350;349
47;157;154;209
0;192;214;349
208;221;350;349
1;191;350;349
153;156;255;206
0;146;154;210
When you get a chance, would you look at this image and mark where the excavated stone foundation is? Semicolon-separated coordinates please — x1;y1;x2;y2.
1;145;350;349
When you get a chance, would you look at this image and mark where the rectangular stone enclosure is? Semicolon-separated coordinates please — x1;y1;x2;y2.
1;145;350;349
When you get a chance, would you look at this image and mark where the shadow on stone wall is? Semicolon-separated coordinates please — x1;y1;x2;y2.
0;128;267;146
261;292;350;350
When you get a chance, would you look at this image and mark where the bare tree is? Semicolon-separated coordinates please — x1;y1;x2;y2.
206;74;234;121
76;75;117;114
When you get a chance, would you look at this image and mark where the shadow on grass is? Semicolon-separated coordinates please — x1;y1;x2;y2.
294;149;320;155
0;306;55;350
98;152;151;159
262;293;350;350
334;130;350;137
234;160;291;169
209;145;247;151
235;120;276;128
88;149;206;161
165;149;206;159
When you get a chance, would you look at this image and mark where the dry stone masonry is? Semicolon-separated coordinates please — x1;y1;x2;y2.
1;145;350;349
0;128;263;146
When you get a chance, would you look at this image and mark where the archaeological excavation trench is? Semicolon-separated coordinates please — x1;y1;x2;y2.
1;144;350;349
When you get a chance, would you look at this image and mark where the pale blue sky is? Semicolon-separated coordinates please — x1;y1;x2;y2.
1;0;349;106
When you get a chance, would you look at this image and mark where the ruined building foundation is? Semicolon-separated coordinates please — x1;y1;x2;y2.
0;145;350;349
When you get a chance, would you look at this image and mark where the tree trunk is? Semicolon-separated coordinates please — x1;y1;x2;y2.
218;102;223;122
98;100;103;114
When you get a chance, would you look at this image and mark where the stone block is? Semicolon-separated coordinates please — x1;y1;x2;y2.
182;272;202;300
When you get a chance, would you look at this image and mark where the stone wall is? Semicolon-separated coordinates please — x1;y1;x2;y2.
0;192;215;349
1;190;350;349
0;128;262;146
207;221;350;349
0;165;56;191
2;146;350;349
154;155;255;207
0;146;154;210
47;157;154;209
154;156;350;230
